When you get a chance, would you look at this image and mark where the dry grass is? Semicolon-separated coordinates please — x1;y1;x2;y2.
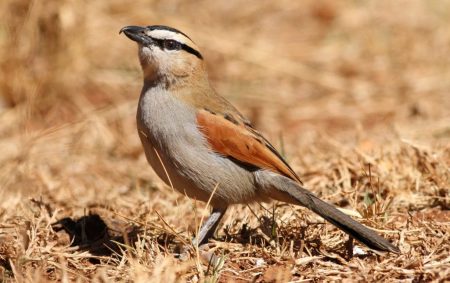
0;0;449;282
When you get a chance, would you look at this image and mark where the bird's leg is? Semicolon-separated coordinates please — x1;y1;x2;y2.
192;207;227;247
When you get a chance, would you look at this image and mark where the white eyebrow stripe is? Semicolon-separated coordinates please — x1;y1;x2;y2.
147;29;193;45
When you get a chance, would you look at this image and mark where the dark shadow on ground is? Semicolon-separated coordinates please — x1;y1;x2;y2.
52;214;140;259
52;213;182;263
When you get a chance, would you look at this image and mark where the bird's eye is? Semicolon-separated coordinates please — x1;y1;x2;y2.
163;39;181;50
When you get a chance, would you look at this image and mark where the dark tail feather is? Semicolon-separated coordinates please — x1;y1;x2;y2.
308;193;400;253
285;185;400;253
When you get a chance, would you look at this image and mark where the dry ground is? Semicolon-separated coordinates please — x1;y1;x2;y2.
0;0;449;282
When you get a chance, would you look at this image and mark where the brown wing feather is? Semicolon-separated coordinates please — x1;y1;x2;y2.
196;109;302;183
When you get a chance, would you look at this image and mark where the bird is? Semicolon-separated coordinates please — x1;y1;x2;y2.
119;25;400;254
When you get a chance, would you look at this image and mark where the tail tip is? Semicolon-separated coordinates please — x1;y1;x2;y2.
386;244;401;254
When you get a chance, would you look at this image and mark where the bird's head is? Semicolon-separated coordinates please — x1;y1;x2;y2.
120;25;205;87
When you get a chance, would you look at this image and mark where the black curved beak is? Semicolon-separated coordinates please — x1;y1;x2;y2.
120;26;153;45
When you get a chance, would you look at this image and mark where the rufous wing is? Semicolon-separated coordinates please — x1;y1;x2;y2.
196;109;302;184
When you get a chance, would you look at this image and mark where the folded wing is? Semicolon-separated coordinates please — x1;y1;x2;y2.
196;109;302;184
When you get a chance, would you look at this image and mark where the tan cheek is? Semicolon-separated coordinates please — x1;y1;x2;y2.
171;55;196;77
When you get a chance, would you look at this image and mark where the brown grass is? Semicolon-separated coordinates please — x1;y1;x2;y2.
0;0;449;282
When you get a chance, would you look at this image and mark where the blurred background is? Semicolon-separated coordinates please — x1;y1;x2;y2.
1;0;449;138
1;0;448;196
0;0;449;281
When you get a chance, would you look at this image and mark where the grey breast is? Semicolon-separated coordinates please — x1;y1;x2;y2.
136;86;258;204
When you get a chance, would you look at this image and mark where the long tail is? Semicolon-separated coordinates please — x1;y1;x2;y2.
270;176;400;253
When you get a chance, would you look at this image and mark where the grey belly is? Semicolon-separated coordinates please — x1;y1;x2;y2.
138;130;259;207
